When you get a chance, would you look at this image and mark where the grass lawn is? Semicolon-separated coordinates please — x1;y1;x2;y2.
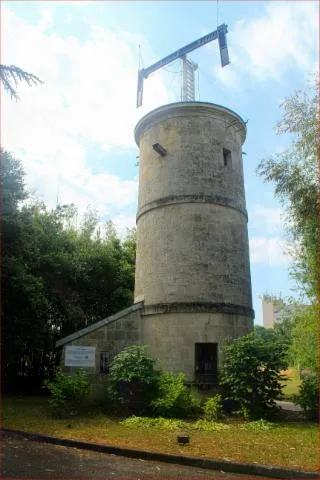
2;396;318;473
281;368;301;400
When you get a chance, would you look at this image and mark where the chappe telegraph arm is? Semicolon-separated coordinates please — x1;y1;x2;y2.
136;24;230;108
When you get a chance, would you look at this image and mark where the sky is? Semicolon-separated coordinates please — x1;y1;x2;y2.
2;0;318;324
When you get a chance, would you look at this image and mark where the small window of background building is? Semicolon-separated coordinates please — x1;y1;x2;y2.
100;351;110;374
223;148;232;166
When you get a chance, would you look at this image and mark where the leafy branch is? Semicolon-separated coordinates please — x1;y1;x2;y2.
0;64;43;100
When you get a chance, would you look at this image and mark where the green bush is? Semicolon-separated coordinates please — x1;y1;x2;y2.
240;419;277;431
43;369;90;417
108;345;160;415
193;419;230;431
151;372;200;418
293;374;319;420
120;416;186;430
120;416;230;432
220;332;287;419
203;394;223;421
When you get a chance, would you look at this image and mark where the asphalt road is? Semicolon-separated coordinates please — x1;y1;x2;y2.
1;434;268;479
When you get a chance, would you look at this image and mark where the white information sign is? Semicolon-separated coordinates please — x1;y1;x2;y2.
65;346;96;367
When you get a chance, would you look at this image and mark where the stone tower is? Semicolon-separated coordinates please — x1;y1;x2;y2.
134;102;254;382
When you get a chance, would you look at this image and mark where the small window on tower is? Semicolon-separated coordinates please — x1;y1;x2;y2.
100;351;110;374
223;148;232;166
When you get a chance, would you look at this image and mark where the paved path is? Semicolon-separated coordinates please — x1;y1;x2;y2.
1;434;269;479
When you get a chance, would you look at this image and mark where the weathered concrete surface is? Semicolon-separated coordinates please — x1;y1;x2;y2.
60;306;142;375
133;102;254;379
134;102;252;311
58;305;143;400
140;312;252;379
1;433;268;479
136;204;252;307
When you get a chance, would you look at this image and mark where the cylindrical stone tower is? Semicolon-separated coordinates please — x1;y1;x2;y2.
134;102;254;382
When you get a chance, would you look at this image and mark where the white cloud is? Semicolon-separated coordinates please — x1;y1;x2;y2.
62;1;90;7
250;205;285;234
213;1;318;86
249;236;290;266
1;5;170;218
111;213;137;239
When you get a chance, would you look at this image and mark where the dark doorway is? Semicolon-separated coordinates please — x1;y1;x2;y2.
195;343;218;384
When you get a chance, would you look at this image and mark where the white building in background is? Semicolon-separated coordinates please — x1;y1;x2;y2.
262;298;293;328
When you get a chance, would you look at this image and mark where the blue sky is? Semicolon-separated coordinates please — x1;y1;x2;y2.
2;1;318;324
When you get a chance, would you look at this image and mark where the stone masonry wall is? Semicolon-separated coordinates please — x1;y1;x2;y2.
60;308;141;398
140;312;253;381
134;102;253;315
135;202;252;307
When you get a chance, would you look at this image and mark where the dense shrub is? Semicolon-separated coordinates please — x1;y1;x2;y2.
151;372;200;418
220;332;287;419
294;374;319;420
108;345;160;415
43;369;90;417
120;416;230;432
193;419;230;431
120;416;186;430
203;394;223;421
239;419;277;431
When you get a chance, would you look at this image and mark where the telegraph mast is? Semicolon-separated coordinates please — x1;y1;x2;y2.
137;24;230;108
181;57;198;102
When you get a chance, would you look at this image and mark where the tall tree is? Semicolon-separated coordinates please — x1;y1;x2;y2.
289;304;317;372
257;79;318;300
1;149;136;392
257;79;319;375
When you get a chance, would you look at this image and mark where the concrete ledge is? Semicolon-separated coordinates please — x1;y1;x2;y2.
136;194;248;222
143;302;255;318
2;428;318;479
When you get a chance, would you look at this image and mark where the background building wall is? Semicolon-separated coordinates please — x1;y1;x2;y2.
262;300;275;328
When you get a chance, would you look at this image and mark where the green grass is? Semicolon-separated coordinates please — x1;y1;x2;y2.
281;368;301;400
2;396;318;472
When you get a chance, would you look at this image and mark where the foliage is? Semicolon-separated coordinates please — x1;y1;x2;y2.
220;331;287;419
151;372;200;418
3;396;318;472
109;345;158;383
120;416;230;432
281;368;301;401
108;345;160;415
120;416;186;430
1;148;136;393
293;374;319;420
202;394;223;421
289;305;318;372
254;325;290;368
193;419;230;431
0;64;43;99
259;295;317;372
1;149;27;213
43;369;90;417
239;419;277;431
256;79;318;300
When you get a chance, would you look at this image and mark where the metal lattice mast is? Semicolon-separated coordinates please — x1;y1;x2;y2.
181;56;198;102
